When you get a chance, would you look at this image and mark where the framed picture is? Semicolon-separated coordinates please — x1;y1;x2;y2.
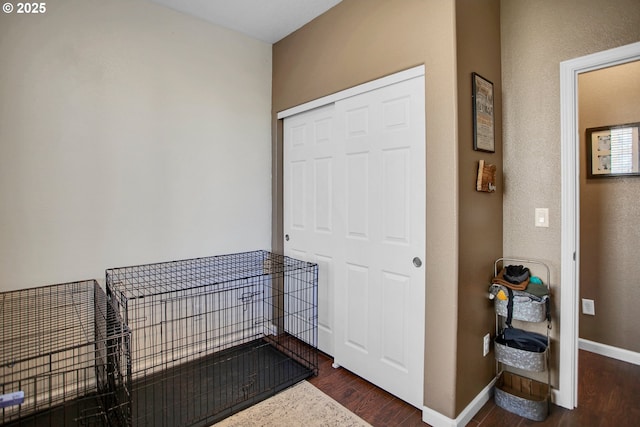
586;122;640;178
472;73;495;153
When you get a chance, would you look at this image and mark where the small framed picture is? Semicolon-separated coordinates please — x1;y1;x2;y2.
472;73;495;153
586;122;640;178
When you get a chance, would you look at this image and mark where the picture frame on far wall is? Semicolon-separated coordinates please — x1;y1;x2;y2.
472;72;495;153
586;122;640;178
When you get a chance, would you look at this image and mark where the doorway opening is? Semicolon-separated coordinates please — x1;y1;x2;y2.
559;41;640;410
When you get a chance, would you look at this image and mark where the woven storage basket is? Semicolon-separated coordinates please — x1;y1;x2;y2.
495;371;549;421
494;340;547;372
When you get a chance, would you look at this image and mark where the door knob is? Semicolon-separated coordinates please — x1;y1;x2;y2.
413;257;422;267
285;234;290;241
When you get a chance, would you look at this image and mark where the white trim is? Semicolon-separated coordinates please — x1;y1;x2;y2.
559;41;640;410
422;406;457;427
276;65;425;119
421;378;496;427
559;53;580;411
579;339;640;366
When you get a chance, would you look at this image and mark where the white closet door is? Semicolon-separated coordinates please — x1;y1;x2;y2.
283;104;338;355
284;75;425;408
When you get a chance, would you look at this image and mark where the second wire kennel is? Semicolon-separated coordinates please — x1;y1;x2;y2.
0;280;129;426
106;250;318;426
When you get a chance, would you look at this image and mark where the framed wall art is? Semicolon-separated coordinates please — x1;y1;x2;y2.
586;122;640;178
472;72;495;153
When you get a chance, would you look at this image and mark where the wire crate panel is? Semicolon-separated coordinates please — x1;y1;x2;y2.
0;280;130;426
106;250;318;426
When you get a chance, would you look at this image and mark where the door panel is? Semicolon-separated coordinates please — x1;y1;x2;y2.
345;262;370;353
314;157;333;233
283;75;425;408
290;160;307;230
346;153;370;238
382;147;410;243
380;271;410;370
315;254;335;344
284;104;337;355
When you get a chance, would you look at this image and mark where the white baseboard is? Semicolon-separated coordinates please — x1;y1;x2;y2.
422;378;496;427
579;339;640;366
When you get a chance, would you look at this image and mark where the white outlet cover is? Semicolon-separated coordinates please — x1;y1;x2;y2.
483;333;490;356
582;298;595;315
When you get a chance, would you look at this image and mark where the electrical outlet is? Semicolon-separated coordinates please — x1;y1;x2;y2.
582;299;595;315
483;333;490;356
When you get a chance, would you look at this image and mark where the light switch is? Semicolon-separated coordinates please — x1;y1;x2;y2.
535;208;549;228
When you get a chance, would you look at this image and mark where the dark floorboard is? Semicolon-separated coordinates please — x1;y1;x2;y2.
308;353;424;426
309;349;640;427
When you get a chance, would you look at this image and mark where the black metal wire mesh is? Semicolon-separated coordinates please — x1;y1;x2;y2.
106;250;318;426
0;280;130;426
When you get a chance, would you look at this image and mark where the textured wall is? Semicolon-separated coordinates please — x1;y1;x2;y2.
579;61;640;352
501;0;640;387
0;0;272;290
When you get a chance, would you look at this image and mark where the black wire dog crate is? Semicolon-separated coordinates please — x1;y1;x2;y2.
106;250;318;427
0;280;130;426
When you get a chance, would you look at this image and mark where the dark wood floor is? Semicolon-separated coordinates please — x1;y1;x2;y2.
308;349;640;426
308;352;424;426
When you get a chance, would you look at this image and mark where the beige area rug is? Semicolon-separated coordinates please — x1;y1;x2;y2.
213;381;372;427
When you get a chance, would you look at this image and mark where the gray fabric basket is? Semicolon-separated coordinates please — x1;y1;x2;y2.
495;294;548;322
495;371;549;421
495;340;547;372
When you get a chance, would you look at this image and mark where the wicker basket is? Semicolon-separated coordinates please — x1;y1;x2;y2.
495;371;549;421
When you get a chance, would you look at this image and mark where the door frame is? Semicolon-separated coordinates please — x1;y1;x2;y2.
559;41;640;410
277;65;425;120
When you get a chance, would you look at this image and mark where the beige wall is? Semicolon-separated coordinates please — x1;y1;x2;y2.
0;0;273;290
501;0;640;388
273;0;461;417
455;0;503;414
578;61;640;352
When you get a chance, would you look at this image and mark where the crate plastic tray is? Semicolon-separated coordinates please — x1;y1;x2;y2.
495;371;549;421
495;340;547;372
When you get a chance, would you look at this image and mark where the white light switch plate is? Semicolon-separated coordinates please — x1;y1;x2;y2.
535;208;549;227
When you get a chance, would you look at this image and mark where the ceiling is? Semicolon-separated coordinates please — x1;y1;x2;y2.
146;0;342;44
